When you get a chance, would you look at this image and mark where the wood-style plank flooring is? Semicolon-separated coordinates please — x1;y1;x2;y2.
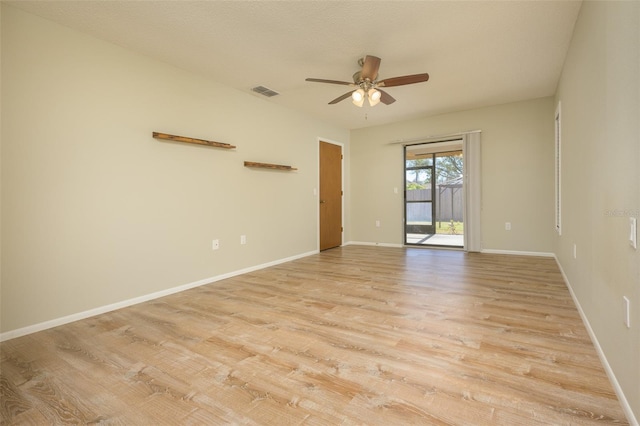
0;246;628;425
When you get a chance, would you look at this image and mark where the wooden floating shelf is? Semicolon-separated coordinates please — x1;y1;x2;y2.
244;161;298;171
153;132;236;149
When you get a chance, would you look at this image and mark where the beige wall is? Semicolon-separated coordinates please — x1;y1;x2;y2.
2;2;638;421
1;5;349;333
554;1;640;420
350;97;555;253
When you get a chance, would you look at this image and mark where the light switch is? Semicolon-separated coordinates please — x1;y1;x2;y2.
630;217;637;249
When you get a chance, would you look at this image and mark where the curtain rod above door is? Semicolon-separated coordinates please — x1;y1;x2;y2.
389;130;481;145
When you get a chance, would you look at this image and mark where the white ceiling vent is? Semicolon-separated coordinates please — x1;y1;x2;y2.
251;85;279;98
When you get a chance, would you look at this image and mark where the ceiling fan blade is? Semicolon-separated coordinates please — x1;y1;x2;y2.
361;55;381;81
378;89;396;105
306;78;353;86
328;91;354;105
378;73;430;87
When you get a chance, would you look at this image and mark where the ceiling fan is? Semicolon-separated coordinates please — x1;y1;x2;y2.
305;55;429;107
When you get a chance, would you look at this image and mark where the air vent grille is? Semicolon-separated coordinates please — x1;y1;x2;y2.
251;85;279;98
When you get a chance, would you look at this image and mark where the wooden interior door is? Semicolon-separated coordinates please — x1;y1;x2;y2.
319;141;342;251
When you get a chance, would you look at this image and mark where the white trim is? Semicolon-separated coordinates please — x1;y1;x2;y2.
390;130;482;145
481;249;555;257
555;101;562;236
345;241;404;248
0;250;318;343
345;245;556;257
344;243;557;256
554;257;638;426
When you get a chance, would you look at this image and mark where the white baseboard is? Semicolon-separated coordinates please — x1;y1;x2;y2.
481;248;555;257
554;257;638;426
0;250;318;343
345;241;404;248
345;243;555;257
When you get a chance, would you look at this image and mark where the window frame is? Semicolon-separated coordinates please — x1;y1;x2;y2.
555;101;562;236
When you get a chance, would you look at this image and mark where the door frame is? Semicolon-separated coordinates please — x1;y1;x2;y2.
403;139;464;248
317;138;345;252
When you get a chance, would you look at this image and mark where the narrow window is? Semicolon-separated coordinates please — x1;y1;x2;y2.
555;101;562;235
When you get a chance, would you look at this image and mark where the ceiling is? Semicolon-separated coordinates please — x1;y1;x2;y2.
7;1;582;130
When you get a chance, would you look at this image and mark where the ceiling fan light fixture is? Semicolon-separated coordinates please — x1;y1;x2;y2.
352;88;365;107
368;88;381;106
305;55;428;107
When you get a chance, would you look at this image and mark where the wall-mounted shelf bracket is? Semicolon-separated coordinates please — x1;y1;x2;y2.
153;132;236;149
244;161;297;171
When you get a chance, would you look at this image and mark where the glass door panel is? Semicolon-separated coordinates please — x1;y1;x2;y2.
404;143;464;247
405;154;435;244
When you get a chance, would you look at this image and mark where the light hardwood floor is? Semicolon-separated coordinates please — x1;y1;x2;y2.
0;246;628;425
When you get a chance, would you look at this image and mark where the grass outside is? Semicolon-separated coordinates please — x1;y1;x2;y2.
436;220;464;235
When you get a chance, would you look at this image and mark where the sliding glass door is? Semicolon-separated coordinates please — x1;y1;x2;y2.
404;142;464;247
405;155;435;241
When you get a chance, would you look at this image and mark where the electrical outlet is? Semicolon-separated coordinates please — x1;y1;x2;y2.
505;222;511;231
240;235;247;245
623;296;630;328
376;220;381;228
212;239;220;250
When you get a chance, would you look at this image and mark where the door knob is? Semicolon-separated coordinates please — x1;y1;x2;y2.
320;200;326;204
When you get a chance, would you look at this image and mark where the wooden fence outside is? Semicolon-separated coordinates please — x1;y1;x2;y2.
406;187;463;223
